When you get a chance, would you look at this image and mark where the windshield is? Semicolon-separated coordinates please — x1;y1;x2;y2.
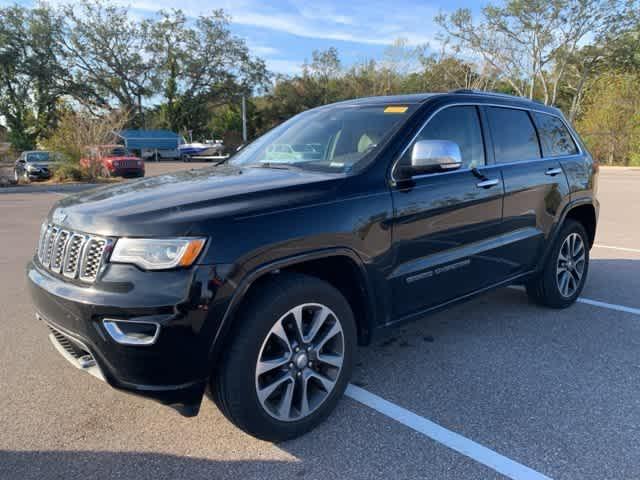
102;147;127;157
230;104;417;172
26;152;50;163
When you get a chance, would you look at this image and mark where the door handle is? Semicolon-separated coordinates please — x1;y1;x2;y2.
545;167;563;176
476;178;499;189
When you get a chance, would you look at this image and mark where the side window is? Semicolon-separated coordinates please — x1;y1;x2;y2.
532;112;578;157
401;106;485;170
487;107;540;163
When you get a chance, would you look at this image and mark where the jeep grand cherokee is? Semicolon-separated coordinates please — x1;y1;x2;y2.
27;90;598;441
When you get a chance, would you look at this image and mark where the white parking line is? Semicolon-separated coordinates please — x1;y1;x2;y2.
507;285;640;317
346;384;552;480
593;244;640;254
575;297;640;316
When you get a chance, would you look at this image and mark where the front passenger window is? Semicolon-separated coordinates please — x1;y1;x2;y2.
400;106;485;170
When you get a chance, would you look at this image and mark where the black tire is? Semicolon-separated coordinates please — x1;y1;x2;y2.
212;272;356;442
526;219;590;308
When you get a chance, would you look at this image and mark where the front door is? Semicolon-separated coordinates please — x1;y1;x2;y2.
389;105;505;320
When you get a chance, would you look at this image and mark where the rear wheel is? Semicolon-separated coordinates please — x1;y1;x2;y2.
212;273;356;441
526;219;589;308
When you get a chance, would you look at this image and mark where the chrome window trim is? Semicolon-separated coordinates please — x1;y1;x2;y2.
390;101;583;184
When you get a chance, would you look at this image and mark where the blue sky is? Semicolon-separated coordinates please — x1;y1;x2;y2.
4;0;483;75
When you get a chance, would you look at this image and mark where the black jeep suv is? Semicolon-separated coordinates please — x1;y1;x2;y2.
27;91;598;441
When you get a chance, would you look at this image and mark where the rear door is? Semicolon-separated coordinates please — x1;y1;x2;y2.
389;105;505;320
485;106;570;276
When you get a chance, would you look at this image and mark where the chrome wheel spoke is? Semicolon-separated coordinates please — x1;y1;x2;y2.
277;379;295;418
270;320;293;354
304;306;332;344
573;237;584;259
299;375;311;417
317;352;343;368
257;354;291;376
258;374;292;403
309;371;336;392
290;305;305;343
314;322;341;352
559;271;570;296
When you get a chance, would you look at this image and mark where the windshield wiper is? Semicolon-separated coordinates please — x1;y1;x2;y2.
254;162;302;170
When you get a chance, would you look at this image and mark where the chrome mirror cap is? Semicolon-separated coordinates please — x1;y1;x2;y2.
410;140;462;175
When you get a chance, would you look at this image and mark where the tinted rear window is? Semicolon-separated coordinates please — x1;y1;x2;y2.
487;107;540;163
532;112;578;157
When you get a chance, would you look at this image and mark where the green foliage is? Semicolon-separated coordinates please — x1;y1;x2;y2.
0;4;65;150
52;161;85;182
577;73;640;165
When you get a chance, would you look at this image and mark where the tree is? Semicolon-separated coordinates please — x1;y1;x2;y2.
436;0;621;104
42;108;130;179
576;73;640;165
147;9;269;136
60;0;154;125
0;5;65;150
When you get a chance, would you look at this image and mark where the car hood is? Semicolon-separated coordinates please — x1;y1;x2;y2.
27;162;50;169
49;165;343;236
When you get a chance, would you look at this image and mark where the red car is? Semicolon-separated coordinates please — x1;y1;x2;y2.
81;145;145;178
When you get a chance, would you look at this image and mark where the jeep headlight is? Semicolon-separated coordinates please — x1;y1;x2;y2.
27;164;39;172
111;238;206;270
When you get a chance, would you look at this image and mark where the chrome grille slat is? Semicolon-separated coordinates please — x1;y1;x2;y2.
79;238;107;282
36;223;109;283
42;226;59;267
62;234;87;279
50;230;70;272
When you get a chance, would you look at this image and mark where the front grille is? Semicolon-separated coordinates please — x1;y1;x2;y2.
117;160;139;168
37;223;110;283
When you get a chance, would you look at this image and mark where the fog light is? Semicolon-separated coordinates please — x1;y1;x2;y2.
103;319;160;346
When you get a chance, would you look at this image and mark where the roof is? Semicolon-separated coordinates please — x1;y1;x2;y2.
332;93;437;106
328;90;560;115
116;129;180;150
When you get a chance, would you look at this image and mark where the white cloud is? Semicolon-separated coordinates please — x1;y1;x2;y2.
248;44;280;57
116;0;440;46
265;59;304;76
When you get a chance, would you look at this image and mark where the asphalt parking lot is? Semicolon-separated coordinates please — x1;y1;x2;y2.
1;164;639;480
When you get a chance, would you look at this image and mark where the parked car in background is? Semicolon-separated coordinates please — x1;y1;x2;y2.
14;151;59;182
80;145;144;178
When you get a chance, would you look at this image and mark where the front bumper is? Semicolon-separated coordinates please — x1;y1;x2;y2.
27;259;226;416
27;170;51;180
110;167;144;178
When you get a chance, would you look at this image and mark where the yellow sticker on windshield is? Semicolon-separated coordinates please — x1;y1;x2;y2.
384;106;408;113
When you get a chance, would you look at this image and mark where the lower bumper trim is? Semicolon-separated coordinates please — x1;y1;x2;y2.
42;316;106;381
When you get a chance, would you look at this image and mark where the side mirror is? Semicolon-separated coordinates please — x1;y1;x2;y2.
410;140;462;175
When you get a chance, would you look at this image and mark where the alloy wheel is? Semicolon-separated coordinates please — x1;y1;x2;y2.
255;303;344;422
556;232;586;298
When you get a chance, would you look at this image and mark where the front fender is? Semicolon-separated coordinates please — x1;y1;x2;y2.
207;247;377;366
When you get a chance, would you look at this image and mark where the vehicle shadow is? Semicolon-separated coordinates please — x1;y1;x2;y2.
0;450;302;480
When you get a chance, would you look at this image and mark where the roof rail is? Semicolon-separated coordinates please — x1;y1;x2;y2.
448;89;545;105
